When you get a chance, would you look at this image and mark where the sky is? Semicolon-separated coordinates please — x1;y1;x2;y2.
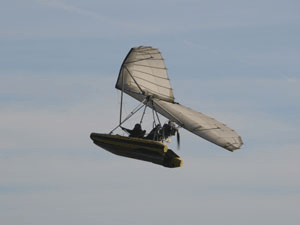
1;0;300;224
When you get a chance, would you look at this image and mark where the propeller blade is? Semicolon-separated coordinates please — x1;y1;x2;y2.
177;130;180;150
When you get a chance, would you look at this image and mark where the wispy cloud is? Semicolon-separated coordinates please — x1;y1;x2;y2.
287;77;300;85
35;0;160;34
36;0;106;20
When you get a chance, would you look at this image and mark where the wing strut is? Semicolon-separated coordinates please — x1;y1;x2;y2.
119;73;125;124
109;98;148;134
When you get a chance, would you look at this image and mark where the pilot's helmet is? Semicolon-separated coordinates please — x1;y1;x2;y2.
134;124;141;130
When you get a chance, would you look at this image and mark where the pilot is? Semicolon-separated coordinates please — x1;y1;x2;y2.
121;123;146;138
145;124;162;141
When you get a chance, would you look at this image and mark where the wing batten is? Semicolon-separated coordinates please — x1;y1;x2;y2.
133;69;170;80
133;76;172;89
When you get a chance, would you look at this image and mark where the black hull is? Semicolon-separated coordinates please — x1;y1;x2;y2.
90;133;182;168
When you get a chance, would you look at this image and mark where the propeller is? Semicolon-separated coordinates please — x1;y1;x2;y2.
161;121;181;150
176;129;180;150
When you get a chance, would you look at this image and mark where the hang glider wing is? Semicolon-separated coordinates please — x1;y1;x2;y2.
116;46;243;151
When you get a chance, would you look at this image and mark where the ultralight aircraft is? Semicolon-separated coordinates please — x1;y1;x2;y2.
90;46;243;168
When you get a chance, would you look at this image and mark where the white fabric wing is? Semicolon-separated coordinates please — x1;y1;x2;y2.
116;46;243;151
115;46;174;102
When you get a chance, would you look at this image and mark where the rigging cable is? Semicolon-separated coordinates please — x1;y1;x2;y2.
109;98;147;134
140;105;147;124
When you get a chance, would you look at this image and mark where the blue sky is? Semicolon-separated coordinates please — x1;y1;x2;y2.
1;0;300;224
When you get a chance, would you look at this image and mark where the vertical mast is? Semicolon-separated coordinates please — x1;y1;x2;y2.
119;74;124;125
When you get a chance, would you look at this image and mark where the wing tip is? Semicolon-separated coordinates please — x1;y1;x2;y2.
224;136;243;151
